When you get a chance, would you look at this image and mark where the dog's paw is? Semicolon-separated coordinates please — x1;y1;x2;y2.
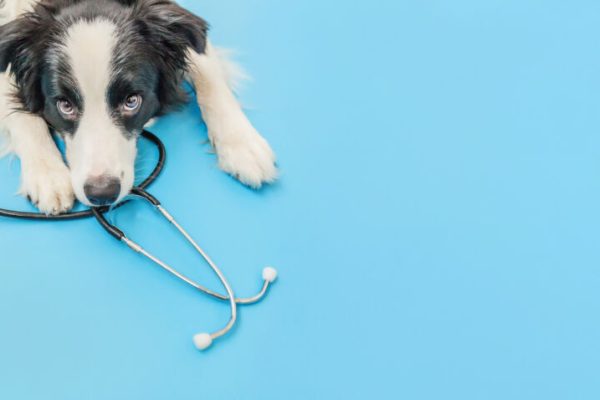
214;126;277;188
20;160;74;215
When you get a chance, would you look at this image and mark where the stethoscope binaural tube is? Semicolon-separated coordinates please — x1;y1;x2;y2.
0;130;278;351
92;188;278;350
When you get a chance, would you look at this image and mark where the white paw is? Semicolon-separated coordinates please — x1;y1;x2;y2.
214;125;277;188
20;159;74;215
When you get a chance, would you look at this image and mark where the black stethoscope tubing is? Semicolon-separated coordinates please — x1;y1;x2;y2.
0;130;166;220
0;129;278;350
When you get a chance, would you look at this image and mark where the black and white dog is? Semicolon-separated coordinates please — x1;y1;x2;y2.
0;0;277;214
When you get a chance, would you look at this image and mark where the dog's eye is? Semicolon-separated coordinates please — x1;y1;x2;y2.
57;100;76;117
123;94;142;114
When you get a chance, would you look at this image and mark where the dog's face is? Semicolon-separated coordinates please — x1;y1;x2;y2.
0;0;207;206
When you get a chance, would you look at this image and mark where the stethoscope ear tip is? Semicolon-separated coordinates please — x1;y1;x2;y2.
193;333;213;351
262;267;278;283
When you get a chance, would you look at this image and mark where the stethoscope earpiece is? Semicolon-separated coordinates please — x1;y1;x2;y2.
193;266;278;351
193;333;214;351
262;266;278;283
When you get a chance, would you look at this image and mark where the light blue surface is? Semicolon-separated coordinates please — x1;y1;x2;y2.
1;0;600;398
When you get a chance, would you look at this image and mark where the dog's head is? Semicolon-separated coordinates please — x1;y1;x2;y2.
0;0;207;206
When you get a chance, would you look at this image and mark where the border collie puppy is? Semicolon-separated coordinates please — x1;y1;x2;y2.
0;0;277;214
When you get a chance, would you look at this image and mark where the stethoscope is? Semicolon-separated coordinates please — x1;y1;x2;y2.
0;130;278;351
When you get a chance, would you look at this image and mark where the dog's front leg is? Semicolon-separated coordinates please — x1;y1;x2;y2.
0;73;74;214
7;113;74;214
187;43;278;188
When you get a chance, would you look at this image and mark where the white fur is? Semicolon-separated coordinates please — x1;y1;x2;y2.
0;71;74;214
0;3;96;213
0;71;10;154
188;43;278;188
61;19;137;205
0;0;36;25
212;47;250;95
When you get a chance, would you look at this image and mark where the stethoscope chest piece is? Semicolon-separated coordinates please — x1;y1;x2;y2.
92;188;278;351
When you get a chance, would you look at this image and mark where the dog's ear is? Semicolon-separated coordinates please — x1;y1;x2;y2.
134;0;209;55
132;0;209;114
0;11;52;112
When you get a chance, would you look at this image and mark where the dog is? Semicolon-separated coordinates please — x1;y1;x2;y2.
0;0;277;214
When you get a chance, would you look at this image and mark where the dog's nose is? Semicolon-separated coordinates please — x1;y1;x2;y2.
84;176;121;206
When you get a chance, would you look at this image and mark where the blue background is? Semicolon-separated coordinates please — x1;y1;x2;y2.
1;0;600;398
